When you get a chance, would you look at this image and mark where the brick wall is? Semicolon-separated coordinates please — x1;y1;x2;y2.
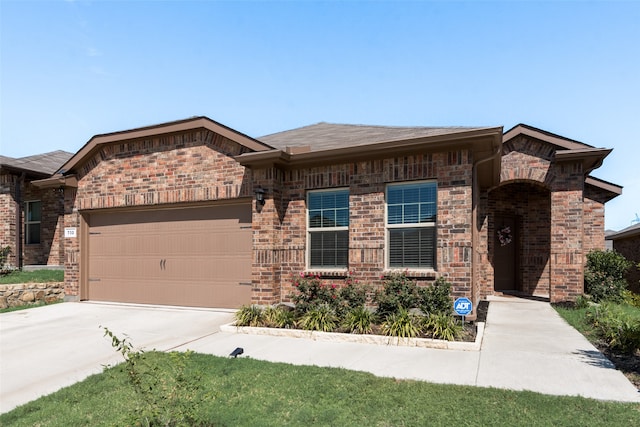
64;130;253;298
22;183;65;266
0;173;17;267
251;151;474;305
0;172;65;268
482;135;592;302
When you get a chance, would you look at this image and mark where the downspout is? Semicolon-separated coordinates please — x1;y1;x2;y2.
471;145;502;316
15;172;25;268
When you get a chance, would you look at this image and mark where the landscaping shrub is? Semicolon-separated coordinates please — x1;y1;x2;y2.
584;250;632;303
424;313;463;341
374;272;422;318
343;306;374;334
585;303;640;354
0;246;12;274
248;272;466;341
419;277;453;315
235;305;264;327
297;304;338;332
262;305;296;328
290;273;339;316
623;290;640;309
381;307;421;338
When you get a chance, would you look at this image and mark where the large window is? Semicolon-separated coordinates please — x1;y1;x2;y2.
386;181;436;269
25;201;42;245
308;189;349;269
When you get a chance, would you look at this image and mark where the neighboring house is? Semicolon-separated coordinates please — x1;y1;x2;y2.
606;223;640;294
0;151;73;269
31;117;621;315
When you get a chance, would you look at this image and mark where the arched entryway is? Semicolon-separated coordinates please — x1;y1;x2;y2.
488;182;551;298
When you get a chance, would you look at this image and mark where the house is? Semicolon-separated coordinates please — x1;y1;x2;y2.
606;223;640;294
1;151;73;269
29;117;621;316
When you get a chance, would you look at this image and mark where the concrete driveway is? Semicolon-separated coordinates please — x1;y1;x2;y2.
0;302;234;413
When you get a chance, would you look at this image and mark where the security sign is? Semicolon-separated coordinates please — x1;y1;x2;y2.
453;297;473;316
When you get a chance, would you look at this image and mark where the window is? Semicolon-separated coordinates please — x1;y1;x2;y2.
308;189;349;269
25;201;42;245
386;181;436;269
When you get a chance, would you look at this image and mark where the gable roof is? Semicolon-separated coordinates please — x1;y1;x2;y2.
259;122;494;152
505;123;618;196
56;116;273;176
0;150;73;177
503;123;595;150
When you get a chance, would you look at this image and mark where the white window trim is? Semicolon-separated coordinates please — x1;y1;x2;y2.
25;200;42;245
384;180;437;271
306;187;349;272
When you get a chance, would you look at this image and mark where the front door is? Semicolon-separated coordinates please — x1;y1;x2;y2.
494;215;518;291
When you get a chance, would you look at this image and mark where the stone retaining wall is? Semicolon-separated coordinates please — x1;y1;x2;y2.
0;282;64;309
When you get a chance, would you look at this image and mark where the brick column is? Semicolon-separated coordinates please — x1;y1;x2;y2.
550;163;584;302
251;167;283;305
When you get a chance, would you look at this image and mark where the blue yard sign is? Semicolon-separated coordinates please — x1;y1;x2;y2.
453;297;473;316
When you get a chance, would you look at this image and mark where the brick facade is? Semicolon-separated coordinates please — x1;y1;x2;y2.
0;171;65;269
46;119;618;308
478;134;609;302
62;129;253;299
250;151;473;305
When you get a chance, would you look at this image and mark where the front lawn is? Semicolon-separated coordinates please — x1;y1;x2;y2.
1;352;639;426
555;301;640;389
0;269;64;284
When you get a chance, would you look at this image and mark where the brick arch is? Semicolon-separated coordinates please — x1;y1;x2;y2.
500;136;556;188
487;181;552;298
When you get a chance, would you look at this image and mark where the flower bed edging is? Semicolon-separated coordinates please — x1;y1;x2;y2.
220;321;484;351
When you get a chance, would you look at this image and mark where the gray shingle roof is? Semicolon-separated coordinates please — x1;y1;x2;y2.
0;150;74;175
258;122;492;152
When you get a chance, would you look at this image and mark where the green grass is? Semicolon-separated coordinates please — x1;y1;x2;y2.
554;305;599;341
2;352;639;427
0;269;63;284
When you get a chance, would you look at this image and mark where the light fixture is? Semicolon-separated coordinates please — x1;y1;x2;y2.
254;187;266;206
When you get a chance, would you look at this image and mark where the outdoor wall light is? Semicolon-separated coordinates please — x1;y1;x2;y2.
254;187;266;206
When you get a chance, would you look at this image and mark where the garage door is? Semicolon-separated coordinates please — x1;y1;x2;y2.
85;204;252;308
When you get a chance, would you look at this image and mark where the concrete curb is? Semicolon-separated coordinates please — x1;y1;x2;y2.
220;321;484;351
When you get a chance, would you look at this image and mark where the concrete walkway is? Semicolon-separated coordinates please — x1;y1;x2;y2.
1;296;639;414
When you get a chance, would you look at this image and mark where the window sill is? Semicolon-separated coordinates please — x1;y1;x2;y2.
305;269;349;279
383;269;437;280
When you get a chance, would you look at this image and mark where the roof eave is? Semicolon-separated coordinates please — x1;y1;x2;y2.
59;116;274;174
238;127;503;174
31;174;78;189
504;124;593;150
555;148;613;175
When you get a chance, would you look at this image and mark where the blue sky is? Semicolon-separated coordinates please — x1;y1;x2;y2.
1;0;638;230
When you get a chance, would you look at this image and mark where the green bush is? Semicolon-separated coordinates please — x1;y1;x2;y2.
623;290;640;308
290;273;369;319
374;272;423;319
262;305;296;328
419;277;452;315
343;306;374;334
585;303;640;354
584;250;632;303
381;307;421;338
0;245;11;273
297;304;338;332
423;313;463;341
235;305;264;327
